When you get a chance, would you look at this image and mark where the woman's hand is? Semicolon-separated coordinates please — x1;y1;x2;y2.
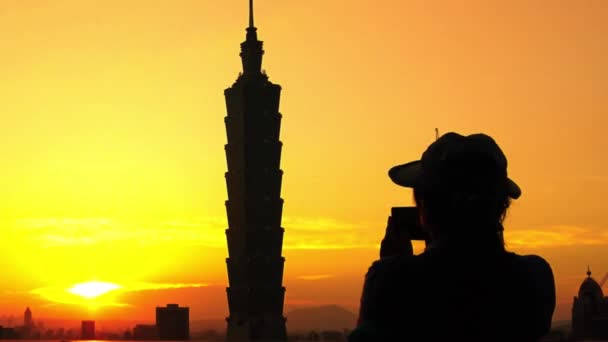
379;216;413;258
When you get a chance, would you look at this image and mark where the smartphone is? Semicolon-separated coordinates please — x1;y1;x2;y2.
390;206;430;241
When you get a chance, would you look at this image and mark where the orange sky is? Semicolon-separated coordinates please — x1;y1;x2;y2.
0;0;607;325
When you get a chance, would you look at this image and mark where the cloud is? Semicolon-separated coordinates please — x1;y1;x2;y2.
31;284;127;308
505;225;608;249
282;217;379;250
6;216;381;251
8;217;227;248
9;216;607;252
127;282;209;291
31;281;208;307
296;274;335;281
282;217;361;232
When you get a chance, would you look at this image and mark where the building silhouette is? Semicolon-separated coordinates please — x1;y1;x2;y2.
81;320;95;340
0;326;17;340
572;267;608;340
223;0;287;340
156;304;189;340
133;324;159;340
23;307;33;330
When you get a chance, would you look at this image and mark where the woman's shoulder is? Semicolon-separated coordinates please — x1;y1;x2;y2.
514;253;555;294
523;254;552;272
505;252;554;279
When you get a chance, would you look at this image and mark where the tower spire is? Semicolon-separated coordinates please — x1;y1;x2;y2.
240;0;264;75
249;0;254;28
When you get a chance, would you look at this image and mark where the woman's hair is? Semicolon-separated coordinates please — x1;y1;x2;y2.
413;165;511;250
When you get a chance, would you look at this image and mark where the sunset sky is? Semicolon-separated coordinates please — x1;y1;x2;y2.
0;0;607;325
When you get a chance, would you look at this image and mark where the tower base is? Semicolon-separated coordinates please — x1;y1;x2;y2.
226;315;287;342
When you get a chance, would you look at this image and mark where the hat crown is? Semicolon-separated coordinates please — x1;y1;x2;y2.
421;133;507;176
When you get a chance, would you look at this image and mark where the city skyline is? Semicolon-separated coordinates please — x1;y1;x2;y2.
0;0;607;327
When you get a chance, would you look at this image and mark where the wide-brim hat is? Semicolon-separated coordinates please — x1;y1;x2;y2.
389;132;521;199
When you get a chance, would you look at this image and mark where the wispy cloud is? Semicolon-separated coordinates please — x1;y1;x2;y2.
282;217;379;250
127;282;209;291
7;216;380;250
16;216;605;252
31;284;127;308
296;274;335;281
31;281;208;307
505;225;608;249
9;217;227;248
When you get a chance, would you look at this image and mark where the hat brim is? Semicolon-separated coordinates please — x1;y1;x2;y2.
388;161;522;199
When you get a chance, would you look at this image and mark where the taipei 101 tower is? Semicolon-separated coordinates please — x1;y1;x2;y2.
223;0;287;340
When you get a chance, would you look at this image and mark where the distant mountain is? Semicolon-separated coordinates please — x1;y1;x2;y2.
286;305;357;332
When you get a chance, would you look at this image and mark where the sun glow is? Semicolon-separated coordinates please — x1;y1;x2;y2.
68;281;121;299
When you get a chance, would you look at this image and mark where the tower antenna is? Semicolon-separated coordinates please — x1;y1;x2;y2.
249;0;254;28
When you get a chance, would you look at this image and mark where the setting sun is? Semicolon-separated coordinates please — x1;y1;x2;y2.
68;282;121;300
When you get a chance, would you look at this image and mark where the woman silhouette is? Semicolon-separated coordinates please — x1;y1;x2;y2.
349;132;555;341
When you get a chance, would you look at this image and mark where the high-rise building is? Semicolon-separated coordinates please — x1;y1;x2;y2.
23;307;33;330
223;0;287;341
81;320;95;340
156;304;189;340
572;267;608;340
